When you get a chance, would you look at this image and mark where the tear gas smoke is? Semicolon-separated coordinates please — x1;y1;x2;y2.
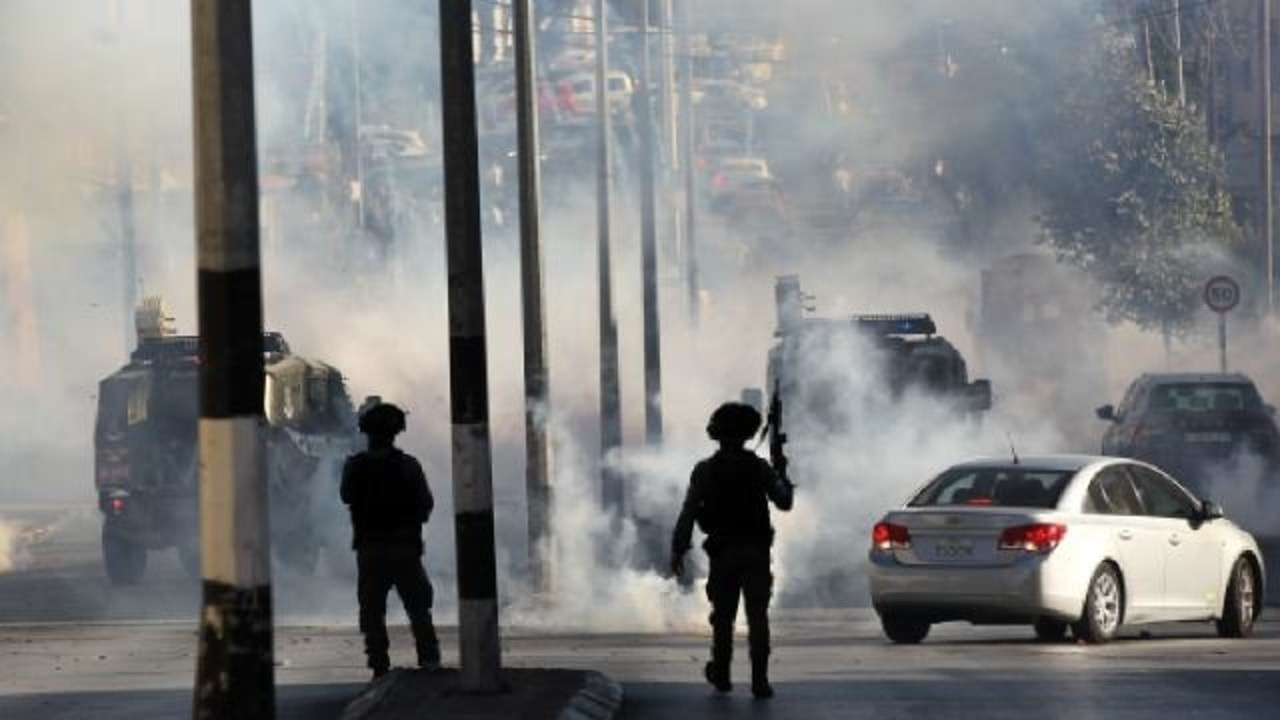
6;0;1280;633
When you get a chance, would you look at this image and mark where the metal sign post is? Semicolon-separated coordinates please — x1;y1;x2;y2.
1204;275;1241;373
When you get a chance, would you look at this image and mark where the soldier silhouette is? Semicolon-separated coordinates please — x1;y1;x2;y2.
340;402;441;679
671;402;794;699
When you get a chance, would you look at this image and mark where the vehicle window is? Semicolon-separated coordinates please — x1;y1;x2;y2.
1128;466;1198;519
1145;383;1261;413
1084;466;1143;515
1115;380;1144;417
908;467;1072;508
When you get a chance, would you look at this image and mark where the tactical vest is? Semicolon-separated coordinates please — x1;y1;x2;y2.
695;450;773;545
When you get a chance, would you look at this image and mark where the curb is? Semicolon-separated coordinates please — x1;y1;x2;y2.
558;671;624;720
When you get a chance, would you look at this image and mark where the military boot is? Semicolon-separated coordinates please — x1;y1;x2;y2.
750;653;773;699
412;617;442;671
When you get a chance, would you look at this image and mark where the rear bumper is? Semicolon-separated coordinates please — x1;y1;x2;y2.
867;550;1084;623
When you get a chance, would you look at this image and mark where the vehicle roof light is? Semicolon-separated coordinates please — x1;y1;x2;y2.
852;313;936;337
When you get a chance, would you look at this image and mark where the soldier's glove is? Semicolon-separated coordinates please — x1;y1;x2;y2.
669;550;686;579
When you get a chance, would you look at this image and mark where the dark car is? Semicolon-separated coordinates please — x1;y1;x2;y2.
1097;373;1280;495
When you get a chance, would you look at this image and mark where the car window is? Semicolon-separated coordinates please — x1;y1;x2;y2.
1084;466;1143;515
909;467;1072;508
1115;380;1144;418
1127;465;1198;519
1144;382;1262;413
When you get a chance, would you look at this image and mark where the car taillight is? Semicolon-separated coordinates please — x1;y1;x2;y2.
998;523;1066;553
872;522;911;550
109;496;127;514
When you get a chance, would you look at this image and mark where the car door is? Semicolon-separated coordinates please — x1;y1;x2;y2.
1128;465;1221;617
1084;466;1165;620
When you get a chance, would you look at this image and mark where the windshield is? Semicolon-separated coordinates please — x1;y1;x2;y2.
1146;382;1262;413
909;466;1074;508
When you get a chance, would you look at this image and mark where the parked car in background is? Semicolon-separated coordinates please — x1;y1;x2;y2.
868;455;1264;645
707;155;773;210
1097;373;1280;496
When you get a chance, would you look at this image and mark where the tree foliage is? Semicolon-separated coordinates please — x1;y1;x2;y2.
1035;24;1241;332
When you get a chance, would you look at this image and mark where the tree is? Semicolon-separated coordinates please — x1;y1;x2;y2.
1036;23;1241;333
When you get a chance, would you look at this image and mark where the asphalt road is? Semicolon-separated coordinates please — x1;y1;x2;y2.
2;506;1278;719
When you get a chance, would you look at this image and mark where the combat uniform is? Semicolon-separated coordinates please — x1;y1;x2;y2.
672;446;793;693
341;446;441;675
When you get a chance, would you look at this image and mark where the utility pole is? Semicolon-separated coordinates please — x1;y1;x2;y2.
1172;0;1186;106
1263;0;1275;313
117;150;138;350
438;0;504;692
350;0;365;228
660;0;678;171
190;1;274;718
595;0;624;513
513;0;551;593
677;0;699;326
638;0;663;446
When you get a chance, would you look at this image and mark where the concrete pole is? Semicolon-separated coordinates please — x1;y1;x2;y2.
1263;0;1275;313
190;1;274;717
513;0;551;593
1172;0;1186;107
117;150;138;350
351;0;366;228
677;0;699;326
638;0;663;446
438;0;504;692
659;0;678;171
595;0;624;513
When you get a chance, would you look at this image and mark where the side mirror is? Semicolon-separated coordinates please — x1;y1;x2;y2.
1266;404;1277;417
1095;404;1116;422
1199;500;1225;521
966;379;993;412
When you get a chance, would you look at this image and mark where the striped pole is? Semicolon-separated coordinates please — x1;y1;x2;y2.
438;0;504;692
190;2;274;718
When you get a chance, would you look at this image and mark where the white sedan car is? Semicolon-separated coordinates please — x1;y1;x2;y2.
867;455;1264;644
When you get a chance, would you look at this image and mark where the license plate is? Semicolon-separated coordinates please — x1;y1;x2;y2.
934;539;974;559
1185;432;1231;443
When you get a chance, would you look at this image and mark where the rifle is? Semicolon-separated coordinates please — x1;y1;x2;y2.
764;380;790;485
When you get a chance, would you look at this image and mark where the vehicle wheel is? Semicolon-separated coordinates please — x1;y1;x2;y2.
1072;563;1123;644
102;520;147;586
880;613;930;644
1033;617;1069;642
178;543;201;578
1216;557;1260;638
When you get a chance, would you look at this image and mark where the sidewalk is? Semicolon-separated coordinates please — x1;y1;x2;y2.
341;667;623;720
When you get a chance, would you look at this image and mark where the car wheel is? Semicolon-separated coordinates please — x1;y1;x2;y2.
102;520;147;586
1033;617;1069;642
880;613;930;644
1073;563;1123;643
1216;557;1260;638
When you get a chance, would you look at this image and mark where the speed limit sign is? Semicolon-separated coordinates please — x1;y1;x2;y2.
1204;275;1240;314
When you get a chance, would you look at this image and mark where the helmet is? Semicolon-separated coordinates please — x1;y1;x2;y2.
706;402;762;442
358;402;407;437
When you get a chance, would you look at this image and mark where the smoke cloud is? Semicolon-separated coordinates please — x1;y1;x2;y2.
4;0;1280;632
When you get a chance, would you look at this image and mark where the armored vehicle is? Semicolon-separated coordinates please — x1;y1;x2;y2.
766;275;992;423
93;297;360;584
